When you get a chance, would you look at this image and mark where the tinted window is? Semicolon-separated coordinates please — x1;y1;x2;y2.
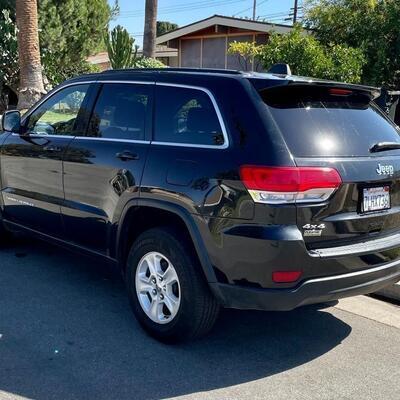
154;85;224;146
27;85;89;135
88;83;150;140
261;85;400;157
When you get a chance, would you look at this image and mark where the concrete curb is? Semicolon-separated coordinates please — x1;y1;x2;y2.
375;281;400;302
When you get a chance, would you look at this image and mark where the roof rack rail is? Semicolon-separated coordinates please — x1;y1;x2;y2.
101;67;243;75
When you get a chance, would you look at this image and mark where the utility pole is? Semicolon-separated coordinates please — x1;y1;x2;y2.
252;0;256;20
293;0;298;23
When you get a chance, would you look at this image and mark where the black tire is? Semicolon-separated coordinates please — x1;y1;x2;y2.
126;227;220;343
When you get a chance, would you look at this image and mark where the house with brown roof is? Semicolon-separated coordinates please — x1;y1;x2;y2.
88;15;297;71
156;15;296;71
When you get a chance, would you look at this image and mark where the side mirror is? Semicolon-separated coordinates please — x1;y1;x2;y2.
2;110;21;133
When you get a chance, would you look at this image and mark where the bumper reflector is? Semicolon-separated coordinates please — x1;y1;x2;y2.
272;271;302;283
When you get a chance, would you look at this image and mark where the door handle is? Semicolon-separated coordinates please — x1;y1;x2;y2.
44;145;62;152
116;151;139;161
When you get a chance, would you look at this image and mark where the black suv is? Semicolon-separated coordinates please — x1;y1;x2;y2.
2;68;400;342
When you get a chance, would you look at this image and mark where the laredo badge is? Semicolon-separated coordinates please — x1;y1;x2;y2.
302;223;326;237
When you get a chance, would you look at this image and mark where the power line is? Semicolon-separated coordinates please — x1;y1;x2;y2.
119;0;247;18
121;0;226;15
258;11;289;18
233;0;269;18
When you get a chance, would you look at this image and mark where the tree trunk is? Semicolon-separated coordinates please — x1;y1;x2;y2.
143;0;158;58
16;0;45;111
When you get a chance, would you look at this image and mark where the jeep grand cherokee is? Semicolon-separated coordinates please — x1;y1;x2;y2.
1;68;400;342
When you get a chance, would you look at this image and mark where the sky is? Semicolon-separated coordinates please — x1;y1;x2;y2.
108;0;303;47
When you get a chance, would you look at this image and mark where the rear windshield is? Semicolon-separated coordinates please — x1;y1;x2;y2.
260;85;400;157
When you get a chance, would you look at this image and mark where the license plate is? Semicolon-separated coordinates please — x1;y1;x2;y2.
362;186;391;213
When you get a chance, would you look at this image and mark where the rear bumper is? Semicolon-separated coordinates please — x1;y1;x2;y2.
210;258;400;311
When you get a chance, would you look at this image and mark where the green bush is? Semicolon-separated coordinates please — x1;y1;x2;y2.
304;0;400;88
132;57;165;69
258;25;365;83
228;25;365;84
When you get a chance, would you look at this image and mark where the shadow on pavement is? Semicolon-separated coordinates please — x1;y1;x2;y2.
0;238;352;400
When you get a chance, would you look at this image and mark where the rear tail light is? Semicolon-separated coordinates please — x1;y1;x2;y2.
329;88;353;96
272;271;302;283
240;166;342;204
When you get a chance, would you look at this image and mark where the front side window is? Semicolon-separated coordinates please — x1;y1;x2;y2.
27;85;89;136
88;83;150;141
154;85;225;146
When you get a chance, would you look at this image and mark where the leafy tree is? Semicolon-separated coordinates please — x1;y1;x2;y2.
0;0;115;86
156;20;178;36
227;41;261;71
0;0;14;13
228;25;365;83
0;9;18;109
304;0;400;88
38;0;113;85
0;9;18;88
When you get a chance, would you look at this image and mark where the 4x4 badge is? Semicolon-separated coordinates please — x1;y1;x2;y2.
376;163;394;176
302;223;326;237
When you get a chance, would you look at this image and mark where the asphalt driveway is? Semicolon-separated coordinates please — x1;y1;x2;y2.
0;237;399;400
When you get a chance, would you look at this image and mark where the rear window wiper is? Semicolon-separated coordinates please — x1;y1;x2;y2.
369;142;400;153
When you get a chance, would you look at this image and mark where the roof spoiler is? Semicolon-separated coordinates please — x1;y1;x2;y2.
254;79;381;101
285;81;381;101
267;63;292;75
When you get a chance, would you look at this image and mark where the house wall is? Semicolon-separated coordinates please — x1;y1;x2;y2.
179;31;268;71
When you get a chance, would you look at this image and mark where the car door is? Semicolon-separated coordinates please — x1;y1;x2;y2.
0;83;92;237
62;81;153;254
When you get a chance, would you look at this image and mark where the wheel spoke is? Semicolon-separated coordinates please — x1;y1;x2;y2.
162;293;178;315
145;254;158;277
149;299;161;321
162;266;178;285
137;276;153;294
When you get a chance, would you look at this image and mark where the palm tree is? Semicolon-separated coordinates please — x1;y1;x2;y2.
143;0;158;58
16;0;45;111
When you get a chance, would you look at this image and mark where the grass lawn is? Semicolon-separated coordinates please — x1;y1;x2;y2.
41;110;76;124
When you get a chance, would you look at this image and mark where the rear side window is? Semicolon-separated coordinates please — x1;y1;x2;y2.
260;85;400;157
154;85;225;147
88;83;150;141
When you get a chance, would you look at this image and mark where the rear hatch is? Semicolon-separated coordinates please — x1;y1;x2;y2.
257;82;400;254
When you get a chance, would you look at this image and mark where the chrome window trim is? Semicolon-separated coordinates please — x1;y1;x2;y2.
10;133;150;144
11;133;74;139
21;81;96;125
76;137;150;144
153;82;229;150
19;80;154;141
16;79;230;149
97;80;155;85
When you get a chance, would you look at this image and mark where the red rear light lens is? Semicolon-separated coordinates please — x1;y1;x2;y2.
272;271;302;283
240;166;341;204
329;88;353;96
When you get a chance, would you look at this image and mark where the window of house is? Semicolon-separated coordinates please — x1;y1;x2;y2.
154;85;225;146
